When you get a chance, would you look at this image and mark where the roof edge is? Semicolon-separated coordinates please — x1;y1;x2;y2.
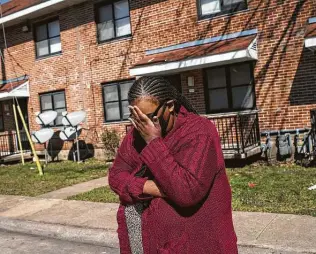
0;75;28;85
145;29;258;56
130;48;257;76
0;0;65;25
309;17;316;24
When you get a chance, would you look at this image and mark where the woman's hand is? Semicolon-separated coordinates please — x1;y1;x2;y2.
143;180;166;198
128;106;161;144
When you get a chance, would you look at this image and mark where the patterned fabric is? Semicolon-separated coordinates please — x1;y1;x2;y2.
124;203;144;254
109;106;238;254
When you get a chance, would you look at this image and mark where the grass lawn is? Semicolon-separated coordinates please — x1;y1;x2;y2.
229;164;316;216
68;186;119;203
0;159;108;197
69;164;316;216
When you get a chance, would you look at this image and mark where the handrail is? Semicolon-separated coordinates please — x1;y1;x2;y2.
204;109;259;119
209;112;260;154
124;111;261;156
0;132;30;158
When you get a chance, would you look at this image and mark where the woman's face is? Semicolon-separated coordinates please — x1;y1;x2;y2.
131;96;176;135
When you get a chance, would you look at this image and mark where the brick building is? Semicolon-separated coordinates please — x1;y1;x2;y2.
0;0;315;160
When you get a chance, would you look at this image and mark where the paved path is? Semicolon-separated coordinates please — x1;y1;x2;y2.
37;177;108;199
0;195;315;253
0;230;117;254
0;230;297;254
238;246;301;254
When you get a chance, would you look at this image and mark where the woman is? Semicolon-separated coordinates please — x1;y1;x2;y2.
109;76;237;254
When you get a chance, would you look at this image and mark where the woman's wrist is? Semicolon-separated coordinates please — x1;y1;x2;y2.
143;180;166;197
145;136;160;144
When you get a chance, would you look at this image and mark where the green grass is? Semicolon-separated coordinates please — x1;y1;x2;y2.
0;159;108;196
68;186;119;203
68;164;316;216
228;164;316;216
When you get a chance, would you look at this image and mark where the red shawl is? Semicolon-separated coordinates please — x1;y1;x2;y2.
109;107;237;254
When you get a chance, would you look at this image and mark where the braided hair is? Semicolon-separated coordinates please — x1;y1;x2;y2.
128;76;198;114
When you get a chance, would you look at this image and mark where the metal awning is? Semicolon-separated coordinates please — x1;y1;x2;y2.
0;0;88;27
305;18;316;51
130;32;258;76
0;80;29;101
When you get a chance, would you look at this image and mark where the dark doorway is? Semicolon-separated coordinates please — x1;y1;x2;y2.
165;74;182;93
16;98;29;130
15;98;30;151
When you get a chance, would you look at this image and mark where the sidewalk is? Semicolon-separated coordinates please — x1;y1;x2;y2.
0;195;315;253
37;176;109;199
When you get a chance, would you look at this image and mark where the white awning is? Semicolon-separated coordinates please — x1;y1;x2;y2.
305;18;316;51
305;37;316;51
0;0;87;27
0;81;29;101
130;36;258;76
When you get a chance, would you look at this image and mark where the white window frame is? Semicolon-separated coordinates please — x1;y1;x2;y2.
95;0;132;43
205;62;256;113
34;19;62;58
198;0;248;19
102;80;133;122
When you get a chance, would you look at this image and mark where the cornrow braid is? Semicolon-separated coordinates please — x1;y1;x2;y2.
128;76;198;114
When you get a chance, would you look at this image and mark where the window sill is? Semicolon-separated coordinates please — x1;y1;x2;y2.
204;109;259;118
35;52;63;61
197;8;249;23
98;36;132;46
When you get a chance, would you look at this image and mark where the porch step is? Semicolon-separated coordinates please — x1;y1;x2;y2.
0;153;32;163
223;145;261;159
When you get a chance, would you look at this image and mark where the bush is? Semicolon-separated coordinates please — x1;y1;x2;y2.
101;129;120;161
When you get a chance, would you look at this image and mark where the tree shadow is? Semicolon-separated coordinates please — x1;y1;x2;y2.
290;48;316;106
67;140;95;161
47;131;64;161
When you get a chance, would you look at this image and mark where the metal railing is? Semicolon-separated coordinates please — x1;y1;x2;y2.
207;111;261;154
0;132;31;158
311;109;316;157
124;111;261;155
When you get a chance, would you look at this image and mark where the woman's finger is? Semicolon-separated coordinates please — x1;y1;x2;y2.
128;106;137;119
134;117;147;132
133;106;149;122
128;118;138;130
128;106;139;118
129;118;146;135
132;114;145;128
129;106;144;125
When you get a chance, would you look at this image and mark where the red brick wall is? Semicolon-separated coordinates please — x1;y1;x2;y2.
0;0;315;153
1;101;15;132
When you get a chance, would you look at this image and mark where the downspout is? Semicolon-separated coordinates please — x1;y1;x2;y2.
0;48;5;82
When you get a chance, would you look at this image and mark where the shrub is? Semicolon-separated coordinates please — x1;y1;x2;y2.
101;129;120;161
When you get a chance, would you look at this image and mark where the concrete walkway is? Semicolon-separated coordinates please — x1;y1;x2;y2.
0;195;315;253
38;177;108;199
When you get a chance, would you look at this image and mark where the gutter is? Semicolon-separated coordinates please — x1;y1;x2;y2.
0;0;86;25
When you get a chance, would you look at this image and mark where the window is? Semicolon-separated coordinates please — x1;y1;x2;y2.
96;0;131;43
103;80;133;122
40;91;66;126
198;0;247;19
34;19;62;58
205;62;255;113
